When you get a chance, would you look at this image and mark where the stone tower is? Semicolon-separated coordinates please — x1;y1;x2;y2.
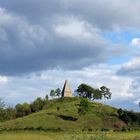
61;80;72;97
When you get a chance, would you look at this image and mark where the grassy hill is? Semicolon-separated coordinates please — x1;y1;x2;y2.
0;97;125;131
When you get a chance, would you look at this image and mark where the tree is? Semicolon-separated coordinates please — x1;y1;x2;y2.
45;95;49;100
4;107;16;120
100;86;112;99
92;89;102;100
15;103;25;117
55;88;61;97
0;99;5;121
30;97;46;112
50;88;61;99
78;98;91;115
121;112;131;124
0;98;5;109
15;103;31;117
22;103;31;115
117;108;124;117
76;84;102;100
50;89;55;99
76;84;112;101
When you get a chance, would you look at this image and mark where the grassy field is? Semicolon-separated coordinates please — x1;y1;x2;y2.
0;98;140;139
0;97;125;131
0;131;140;140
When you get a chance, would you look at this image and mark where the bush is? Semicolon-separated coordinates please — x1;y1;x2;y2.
30;98;46;112
78;98;91;115
15;103;31;117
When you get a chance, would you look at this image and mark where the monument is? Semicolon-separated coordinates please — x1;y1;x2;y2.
61;80;72;97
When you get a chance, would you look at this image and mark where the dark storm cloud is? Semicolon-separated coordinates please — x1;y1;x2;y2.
1;0;140;30
0;5;112;76
0;0;139;75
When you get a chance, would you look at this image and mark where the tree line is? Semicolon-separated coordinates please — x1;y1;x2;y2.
0;83;111;122
117;108;140;126
0;97;49;122
1;82;139;127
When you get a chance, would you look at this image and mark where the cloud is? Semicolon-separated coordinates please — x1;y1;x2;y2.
0;7;115;76
133;99;140;106
131;38;140;47
0;76;8;85
0;64;136;109
0;0;140;111
117;58;140;109
117;57;140;77
0;0;138;76
1;0;140;30
54;17;95;40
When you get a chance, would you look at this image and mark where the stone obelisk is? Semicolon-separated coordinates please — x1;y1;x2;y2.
61;80;72;97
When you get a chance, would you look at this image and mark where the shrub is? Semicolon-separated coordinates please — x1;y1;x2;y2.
78;98;91;115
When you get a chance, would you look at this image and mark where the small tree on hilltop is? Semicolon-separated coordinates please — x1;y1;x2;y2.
76;84;102;100
55;88;61;97
50;88;61;99
100;86;112;100
78;98;91;115
76;84;112;101
50;89;55;99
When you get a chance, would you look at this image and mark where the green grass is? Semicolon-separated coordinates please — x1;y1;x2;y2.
0;131;140;140
0;97;139;139
0;97;125;131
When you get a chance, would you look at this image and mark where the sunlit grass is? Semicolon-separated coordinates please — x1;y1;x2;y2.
0;131;140;140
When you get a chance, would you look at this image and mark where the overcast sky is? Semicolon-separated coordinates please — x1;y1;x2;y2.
0;0;140;111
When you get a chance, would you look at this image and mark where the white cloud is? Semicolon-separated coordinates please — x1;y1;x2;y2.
131;38;140;47
0;76;8;84
133;99;140;105
0;63;137;110
54;17;94;40
117;57;140;77
0;0;140;111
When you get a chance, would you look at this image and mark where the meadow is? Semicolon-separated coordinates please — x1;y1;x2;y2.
0;97;140;140
0;131;140;140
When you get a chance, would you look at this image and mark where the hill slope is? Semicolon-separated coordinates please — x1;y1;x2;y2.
0;97;125;131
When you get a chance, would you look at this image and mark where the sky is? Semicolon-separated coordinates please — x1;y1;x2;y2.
0;0;140;111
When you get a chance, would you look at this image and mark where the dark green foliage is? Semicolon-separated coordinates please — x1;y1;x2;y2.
92;89;102;100
45;95;49;100
0;100;16;121
121;112;131;124
30;97;46;112
57;106;60;111
15;103;31;117
0;95;49;122
76;84;112;100
15;104;24;117
4;108;16;120
55;88;61;96
76;84;102;100
100;86;112;99
78;98;91;115
117;108;123;117
0;98;5;109
0;99;16;122
117;108;140;125
50;89;55;98
50;88;61;98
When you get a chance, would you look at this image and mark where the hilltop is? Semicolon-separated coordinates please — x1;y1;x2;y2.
0;97;126;131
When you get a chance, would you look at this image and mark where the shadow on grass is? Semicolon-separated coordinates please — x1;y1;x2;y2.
57;115;78;121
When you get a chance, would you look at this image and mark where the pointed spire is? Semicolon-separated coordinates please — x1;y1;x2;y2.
61;80;72;97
